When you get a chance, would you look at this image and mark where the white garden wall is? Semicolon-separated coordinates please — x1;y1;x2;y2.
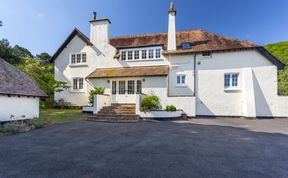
0;95;40;122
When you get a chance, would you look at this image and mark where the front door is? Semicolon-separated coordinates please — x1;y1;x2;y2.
111;80;141;103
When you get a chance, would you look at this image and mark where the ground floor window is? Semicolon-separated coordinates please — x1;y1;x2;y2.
72;78;83;90
118;81;126;95
112;81;117;95
128;80;135;94
224;73;239;88
176;74;186;86
137;80;142;93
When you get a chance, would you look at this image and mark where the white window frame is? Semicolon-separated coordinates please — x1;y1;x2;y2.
119;46;162;61
71;77;84;92
70;52;87;66
176;74;187;87
202;51;212;58
224;73;240;90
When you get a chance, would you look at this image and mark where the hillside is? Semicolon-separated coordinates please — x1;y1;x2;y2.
265;41;288;65
265;41;288;95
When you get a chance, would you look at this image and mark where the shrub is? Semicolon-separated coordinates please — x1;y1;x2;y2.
29;118;46;129
141;95;161;111
89;87;105;105
165;105;177;112
53;99;74;109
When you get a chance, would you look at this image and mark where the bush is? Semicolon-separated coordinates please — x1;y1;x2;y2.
29;118;46;129
53;99;74;109
141;95;161;111
89;87;105;105
165;105;177;112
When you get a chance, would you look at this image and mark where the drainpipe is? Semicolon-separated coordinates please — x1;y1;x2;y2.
194;53;197;97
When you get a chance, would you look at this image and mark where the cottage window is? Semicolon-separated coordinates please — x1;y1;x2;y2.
137;80;142;93
224;73;239;89
82;53;86;63
148;49;154;59
176;75;186;86
121;51;126;60
202;51;211;57
128;80;135;94
72;78;84;90
155;49;161;58
142;50;147;59
70;53;87;64
134;51;140;60
181;43;191;49
112;81;117;95
128;51;133;60
119;47;162;61
119;81;126;95
71;54;76;64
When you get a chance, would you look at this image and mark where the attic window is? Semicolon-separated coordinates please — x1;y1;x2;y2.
181;43;191;49
202;51;211;57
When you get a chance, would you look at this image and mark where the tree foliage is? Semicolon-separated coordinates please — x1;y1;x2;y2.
265;41;288;95
0;38;69;107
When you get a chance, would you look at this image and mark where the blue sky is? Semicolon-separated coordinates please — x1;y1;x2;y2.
0;0;287;55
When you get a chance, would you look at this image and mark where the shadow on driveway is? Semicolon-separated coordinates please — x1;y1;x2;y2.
0;121;287;178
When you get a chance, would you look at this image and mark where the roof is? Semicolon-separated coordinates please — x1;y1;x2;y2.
50;28;93;62
50;28;284;69
110;29;257;52
87;66;169;79
0;58;47;97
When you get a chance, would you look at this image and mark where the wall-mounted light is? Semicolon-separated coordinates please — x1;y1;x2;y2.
107;80;110;83
142;78;146;82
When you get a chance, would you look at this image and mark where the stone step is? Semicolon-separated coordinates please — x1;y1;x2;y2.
88;115;140;121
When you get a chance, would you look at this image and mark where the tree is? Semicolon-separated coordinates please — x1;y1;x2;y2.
17;56;69;107
36;52;51;63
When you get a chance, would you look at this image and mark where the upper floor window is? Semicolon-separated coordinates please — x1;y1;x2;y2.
120;47;162;61
142;50;147;59
176;74;186;86
71;53;87;64
155;49;161;58
72;78;84;91
224;73;239;89
181;43;191;49
202;51;211;57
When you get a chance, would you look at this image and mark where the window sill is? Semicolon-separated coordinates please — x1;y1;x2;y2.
224;88;241;92
122;59;164;62
70;90;85;93
69;64;88;67
176;85;187;88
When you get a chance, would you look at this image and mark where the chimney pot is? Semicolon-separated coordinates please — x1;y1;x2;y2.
93;11;97;20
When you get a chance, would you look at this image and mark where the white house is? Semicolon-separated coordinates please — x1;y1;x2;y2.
51;3;288;118
0;58;47;122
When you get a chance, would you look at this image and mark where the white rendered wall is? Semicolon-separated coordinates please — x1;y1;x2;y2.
0;95;39;121
54;35;169;106
168;55;194;96
195;50;288;117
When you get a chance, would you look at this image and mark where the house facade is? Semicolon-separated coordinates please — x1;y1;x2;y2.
0;58;47;121
51;3;288;118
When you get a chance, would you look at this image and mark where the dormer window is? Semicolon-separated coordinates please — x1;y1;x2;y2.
119;47;162;61
70;53;87;65
181;43;191;49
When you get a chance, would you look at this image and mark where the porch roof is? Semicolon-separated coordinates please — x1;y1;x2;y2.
86;66;169;79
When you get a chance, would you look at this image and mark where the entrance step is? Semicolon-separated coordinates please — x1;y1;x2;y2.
89;104;139;121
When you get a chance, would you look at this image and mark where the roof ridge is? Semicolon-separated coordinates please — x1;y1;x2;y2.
110;28;203;39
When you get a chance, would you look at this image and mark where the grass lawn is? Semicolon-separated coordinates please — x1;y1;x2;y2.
40;108;90;125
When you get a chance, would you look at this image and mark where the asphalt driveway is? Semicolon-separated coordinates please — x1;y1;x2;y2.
0;119;288;178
